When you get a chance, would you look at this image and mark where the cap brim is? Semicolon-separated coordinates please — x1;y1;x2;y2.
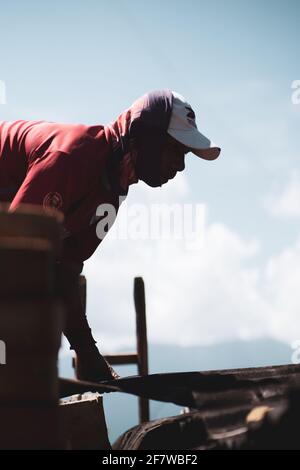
191;146;221;160
168;128;221;161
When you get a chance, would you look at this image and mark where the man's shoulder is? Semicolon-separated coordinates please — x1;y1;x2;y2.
23;121;108;161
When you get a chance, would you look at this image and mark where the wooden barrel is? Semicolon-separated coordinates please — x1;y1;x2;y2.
0;206;64;449
0;203;63;257
0;237;55;296
0;298;63;401
0;406;61;450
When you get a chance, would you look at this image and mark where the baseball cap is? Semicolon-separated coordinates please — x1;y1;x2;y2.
167;91;221;160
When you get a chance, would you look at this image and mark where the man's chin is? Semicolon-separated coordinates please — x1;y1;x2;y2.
149;181;163;188
161;173;176;185
140;174;175;187
141;177;163;188
160;177;169;185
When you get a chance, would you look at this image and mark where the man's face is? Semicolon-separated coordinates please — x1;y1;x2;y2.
160;134;189;185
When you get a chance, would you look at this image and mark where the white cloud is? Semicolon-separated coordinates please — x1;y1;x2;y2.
79;183;300;353
80;164;299;354
263;239;300;341
264;171;300;218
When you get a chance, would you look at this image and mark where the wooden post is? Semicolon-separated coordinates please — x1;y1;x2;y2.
82;274;150;425
134;277;150;423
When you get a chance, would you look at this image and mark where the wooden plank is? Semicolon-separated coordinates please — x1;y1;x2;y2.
60;393;111;450
104;353;138;365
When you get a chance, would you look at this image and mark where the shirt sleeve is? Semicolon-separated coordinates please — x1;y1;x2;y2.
9;151;72;214
9;150;80;262
9;149;113;265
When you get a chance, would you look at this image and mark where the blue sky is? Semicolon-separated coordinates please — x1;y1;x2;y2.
1;1;300;353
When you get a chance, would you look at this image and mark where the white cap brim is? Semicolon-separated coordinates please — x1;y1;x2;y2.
168;128;221;161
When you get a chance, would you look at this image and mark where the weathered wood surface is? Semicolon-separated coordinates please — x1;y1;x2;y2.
60;393;111;450
0;207;63;449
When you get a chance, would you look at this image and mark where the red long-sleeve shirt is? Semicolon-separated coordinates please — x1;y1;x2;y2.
0;120;119;266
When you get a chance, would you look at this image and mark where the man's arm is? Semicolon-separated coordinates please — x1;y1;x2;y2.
9;151;72;214
9;150;118;380
8;149;89;347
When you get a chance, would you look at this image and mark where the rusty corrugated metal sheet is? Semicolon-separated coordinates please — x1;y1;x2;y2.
60;364;300;450
59;364;300;408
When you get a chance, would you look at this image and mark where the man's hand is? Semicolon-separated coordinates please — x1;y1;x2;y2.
75;345;120;382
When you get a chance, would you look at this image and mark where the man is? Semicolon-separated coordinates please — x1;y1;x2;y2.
0;90;221;381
